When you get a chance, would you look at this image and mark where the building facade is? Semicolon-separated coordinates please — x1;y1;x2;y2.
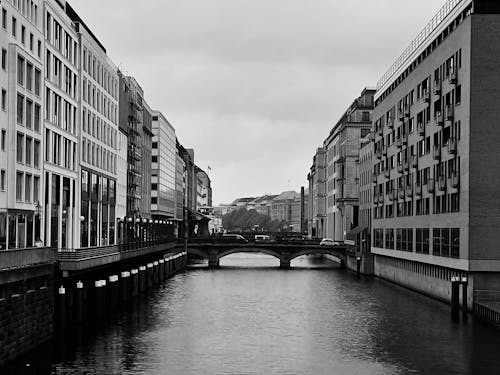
324;88;374;241
307;148;326;238
151;111;176;220
72;8;119;247
370;0;500;307
43;0;79;250
0;0;44;250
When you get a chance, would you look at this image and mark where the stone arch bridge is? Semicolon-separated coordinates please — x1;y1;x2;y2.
182;241;348;268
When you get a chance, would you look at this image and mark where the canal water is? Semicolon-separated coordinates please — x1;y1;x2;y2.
4;253;500;374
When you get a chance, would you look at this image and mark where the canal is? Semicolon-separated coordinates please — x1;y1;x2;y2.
4;253;500;374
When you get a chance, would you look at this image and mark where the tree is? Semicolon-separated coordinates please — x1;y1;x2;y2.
222;208;283;232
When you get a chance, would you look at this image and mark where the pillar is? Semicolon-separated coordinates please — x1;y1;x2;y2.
279;259;290;269
462;277;469;321
58;285;66;331
131;269;139;297
167;256;172;277
95;280;105;318
153;261;159;286
139;266;146;293
109;275;119;310
451;277;460;322
75;281;84;324
146;263;154;290
208;255;219;269
159;259;165;282
120;271;130;302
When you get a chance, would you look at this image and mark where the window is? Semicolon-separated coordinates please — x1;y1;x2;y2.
21;25;25;44
1;129;5;150
16;172;23;201
1;89;6;110
25;137;32;166
37;40;41;58
29;33;33;51
16;132;24;163
2;8;6;29
25;174;31;203
34;140;40;168
34;104;40;132
0;169;5;190
26;99;33;129
33;176;39;203
26;62;33;91
17;55;24;86
11;16;16;37
17;93;24;124
1;48;6;70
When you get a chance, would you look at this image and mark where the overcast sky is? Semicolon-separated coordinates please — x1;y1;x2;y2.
73;0;444;205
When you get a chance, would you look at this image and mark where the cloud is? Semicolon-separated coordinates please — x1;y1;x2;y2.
72;0;446;204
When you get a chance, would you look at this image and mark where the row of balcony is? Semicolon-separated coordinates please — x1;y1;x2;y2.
374;174;459;203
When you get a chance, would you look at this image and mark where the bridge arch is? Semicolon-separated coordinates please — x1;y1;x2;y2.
288;248;345;264
216;247;283;262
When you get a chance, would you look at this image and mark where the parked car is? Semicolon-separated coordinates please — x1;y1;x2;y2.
255;235;271;242
222;234;249;243
320;238;341;246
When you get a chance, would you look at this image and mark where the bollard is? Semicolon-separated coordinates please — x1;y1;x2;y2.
139;266;146;293
131;269;139;297
121;271;131;302
95;280;105;318
58;286;66;331
109;275;119;310
153;261;159;286
159;259;165;282
462;276;468;322
146;263;154;290
166;257;172;278
75;281;84;324
451;276;460;322
356;256;361;278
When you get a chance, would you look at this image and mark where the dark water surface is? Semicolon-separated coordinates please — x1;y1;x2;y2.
4;254;500;374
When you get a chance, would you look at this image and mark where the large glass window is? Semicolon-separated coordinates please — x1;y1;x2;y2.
16;171;23;201
17;54;24;85
81;200;89;247
90;202;98;247
451;228;460;258
0;212;6;250
17;93;24;124
16;132;23;162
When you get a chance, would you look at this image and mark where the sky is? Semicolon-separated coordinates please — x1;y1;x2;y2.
73;0;445;205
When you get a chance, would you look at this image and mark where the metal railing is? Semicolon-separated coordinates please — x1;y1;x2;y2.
376;0;465;91
0;247;56;271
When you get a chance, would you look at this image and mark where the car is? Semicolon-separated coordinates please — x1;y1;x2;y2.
320;238;341;246
222;234;249;243
255;235;271;242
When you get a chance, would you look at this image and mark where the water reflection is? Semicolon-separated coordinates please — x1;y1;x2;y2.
3;254;500;374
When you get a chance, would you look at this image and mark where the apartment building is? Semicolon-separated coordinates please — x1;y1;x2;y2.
141;101;152;219
69;6;120;248
323;88;374;241
0;0;44;250
174;144;184;222
151;111;176;221
307;148;326;238
43;0;79;250
371;0;500;306
359;133;372;231
195;166;212;209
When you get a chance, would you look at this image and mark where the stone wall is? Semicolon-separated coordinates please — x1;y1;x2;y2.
0;283;54;366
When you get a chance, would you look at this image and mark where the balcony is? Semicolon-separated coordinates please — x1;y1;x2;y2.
388;189;395;202
450;172;459;188
445;105;454;121
434;111;444;126
449;67;457;84
398;108;405;121
432;145;441;160
384;168;390;178
406;184;413;197
428;178;435;193
448;137;457;154
415;183;422;196
417;122;425;136
433;79;442;96
438;176;447;191
411;155;418;169
372;172;378;184
378;195;385;204
387;116;394;129
398;187;405;199
397;163;404;173
423;88;431;103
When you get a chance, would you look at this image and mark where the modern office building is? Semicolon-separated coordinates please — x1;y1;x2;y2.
151;110;176;221
307;148;326;238
70;5;120;247
0;0;44;250
140;101;152;219
370;0;500;306
323;88;374;242
359;133;373;231
43;0;80;250
174;144;185;222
